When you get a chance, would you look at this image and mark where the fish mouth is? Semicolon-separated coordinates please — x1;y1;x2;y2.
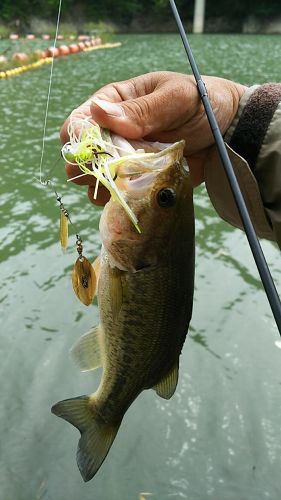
115;140;187;196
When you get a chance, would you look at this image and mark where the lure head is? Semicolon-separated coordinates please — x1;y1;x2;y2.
61;142;93;164
62;121;113;166
61;143;75;163
100;140;194;272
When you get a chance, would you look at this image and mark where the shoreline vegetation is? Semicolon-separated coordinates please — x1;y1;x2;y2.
1;0;281;38
0;21;116;40
1;17;281;38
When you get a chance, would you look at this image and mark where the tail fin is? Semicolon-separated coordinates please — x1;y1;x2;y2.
51;396;120;482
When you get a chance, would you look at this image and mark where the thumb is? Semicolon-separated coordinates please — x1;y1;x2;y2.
90;87;188;139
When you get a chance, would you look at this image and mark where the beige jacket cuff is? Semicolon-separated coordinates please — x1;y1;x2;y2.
204;84;281;248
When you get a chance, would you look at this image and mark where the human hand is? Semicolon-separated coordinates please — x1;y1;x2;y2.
60;71;246;204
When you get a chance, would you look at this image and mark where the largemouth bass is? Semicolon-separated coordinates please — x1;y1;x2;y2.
52;139;195;482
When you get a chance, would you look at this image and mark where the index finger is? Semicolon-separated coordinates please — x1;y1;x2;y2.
60;73;161;144
60;85;124;145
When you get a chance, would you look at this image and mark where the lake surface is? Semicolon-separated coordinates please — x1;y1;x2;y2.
0;33;281;500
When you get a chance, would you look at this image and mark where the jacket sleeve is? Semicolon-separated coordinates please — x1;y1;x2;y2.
204;83;281;248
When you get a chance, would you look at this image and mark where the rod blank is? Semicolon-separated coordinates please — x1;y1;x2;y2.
169;0;281;335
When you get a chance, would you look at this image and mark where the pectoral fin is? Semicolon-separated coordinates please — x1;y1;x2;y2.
70;325;102;372
153;361;179;400
109;268;123;321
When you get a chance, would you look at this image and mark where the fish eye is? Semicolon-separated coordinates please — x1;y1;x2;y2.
157;188;177;208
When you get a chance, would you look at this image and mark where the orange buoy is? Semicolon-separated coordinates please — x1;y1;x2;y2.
59;45;70;56
78;42;85;51
69;44;80;54
46;46;60;58
26;34;36;40
33;50;45;60
42;34;50;40
12;52;29;64
10;33;19;40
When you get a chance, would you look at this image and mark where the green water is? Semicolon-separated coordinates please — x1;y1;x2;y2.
0;34;281;500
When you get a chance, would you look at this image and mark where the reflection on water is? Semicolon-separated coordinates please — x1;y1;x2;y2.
0;34;281;500
189;328;222;360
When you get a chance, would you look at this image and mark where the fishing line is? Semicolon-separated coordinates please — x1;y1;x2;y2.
169;0;281;336
34;156;61;186
35;0;96;307
38;0;62;184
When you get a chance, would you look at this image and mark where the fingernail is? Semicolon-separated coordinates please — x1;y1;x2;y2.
92;97;125;118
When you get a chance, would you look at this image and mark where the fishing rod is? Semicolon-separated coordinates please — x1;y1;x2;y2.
169;0;281;336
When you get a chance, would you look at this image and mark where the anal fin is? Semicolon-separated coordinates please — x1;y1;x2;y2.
70;325;102;372
153;360;179;400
